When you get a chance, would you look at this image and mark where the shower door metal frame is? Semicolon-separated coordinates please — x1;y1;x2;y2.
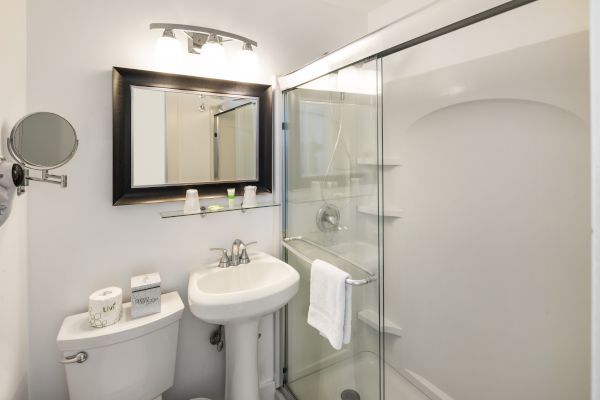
376;56;385;400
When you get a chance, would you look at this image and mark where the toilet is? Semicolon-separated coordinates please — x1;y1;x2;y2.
56;291;184;400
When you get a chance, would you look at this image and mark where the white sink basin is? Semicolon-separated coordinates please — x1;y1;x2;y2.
188;251;299;400
188;251;299;324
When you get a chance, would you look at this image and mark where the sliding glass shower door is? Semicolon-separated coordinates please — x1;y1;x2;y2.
282;59;382;400
281;2;590;400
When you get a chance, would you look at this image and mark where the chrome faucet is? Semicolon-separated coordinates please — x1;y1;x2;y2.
231;239;243;266
211;239;257;268
230;239;257;266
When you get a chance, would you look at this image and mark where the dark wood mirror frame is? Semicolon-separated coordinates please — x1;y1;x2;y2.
112;67;273;206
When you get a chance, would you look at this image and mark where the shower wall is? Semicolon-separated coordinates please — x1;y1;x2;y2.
381;1;590;399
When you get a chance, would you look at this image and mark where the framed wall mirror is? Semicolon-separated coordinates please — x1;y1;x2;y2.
112;67;272;205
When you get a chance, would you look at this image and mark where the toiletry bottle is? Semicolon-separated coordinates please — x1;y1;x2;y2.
227;188;235;208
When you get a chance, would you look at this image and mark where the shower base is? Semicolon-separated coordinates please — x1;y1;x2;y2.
286;351;429;400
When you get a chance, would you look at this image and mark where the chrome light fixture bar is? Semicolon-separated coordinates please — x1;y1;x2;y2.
149;23;258;54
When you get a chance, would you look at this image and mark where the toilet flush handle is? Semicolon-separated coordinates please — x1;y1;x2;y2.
59;351;88;364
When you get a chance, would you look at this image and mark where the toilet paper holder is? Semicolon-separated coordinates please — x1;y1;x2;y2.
59;351;88;364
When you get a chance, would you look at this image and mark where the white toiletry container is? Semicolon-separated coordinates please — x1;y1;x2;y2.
131;272;161;318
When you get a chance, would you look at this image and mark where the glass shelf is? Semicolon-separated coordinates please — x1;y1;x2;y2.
160;202;280;219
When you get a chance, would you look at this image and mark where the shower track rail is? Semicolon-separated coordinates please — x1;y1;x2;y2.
281;236;375;286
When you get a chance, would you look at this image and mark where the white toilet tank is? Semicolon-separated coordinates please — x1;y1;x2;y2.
57;291;184;400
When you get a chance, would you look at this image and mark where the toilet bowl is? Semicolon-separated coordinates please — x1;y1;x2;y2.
57;291;184;400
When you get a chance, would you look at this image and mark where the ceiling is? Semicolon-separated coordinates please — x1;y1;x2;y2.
319;0;391;12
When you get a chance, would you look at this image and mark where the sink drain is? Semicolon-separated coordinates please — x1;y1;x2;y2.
341;389;360;400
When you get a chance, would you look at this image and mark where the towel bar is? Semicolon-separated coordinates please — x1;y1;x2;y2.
281;237;375;287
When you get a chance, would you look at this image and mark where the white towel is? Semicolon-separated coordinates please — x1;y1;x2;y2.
307;259;352;350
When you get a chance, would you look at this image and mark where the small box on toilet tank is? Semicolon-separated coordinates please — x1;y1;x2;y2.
130;272;161;318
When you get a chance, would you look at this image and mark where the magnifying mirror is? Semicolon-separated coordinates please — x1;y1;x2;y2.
7;112;78;189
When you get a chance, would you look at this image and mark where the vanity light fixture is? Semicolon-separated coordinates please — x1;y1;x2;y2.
150;23;258;75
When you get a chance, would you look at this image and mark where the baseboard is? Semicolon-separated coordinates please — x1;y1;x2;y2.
260;380;276;400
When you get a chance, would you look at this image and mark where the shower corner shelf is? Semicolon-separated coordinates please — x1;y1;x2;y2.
357;157;402;166
358;205;402;218
358;309;403;337
160;202;280;219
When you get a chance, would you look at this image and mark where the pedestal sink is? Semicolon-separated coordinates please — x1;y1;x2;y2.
188;251;300;400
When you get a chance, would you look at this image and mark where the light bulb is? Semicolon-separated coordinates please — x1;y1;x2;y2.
198;35;225;77
154;29;182;71
201;34;225;64
236;43;258;81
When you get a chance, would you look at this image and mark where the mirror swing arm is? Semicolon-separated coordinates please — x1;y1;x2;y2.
22;169;68;189
7;141;73;193
6;112;79;194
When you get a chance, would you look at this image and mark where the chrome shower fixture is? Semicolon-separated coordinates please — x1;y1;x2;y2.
149;23;258;55
316;203;342;233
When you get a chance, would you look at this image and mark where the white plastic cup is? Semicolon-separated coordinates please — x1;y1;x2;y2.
183;189;201;214
243;186;257;207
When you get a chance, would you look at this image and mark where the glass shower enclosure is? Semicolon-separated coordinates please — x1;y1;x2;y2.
282;59;382;399
280;1;590;399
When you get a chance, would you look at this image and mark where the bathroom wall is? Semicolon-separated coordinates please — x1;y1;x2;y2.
0;0;28;399
131;88;167;186
165;92;213;183
381;1;590;399
367;0;442;32
591;1;600;399
24;1;367;399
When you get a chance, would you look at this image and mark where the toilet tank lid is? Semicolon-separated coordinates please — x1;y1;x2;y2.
56;291;184;351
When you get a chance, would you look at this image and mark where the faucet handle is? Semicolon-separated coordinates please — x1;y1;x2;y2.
210;248;231;268
239;241;257;264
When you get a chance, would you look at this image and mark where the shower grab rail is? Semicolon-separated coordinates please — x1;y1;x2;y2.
281;236;375;286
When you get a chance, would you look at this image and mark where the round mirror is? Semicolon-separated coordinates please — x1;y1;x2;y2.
8;112;78;170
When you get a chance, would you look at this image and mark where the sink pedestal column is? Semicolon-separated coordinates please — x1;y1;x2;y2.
224;318;260;400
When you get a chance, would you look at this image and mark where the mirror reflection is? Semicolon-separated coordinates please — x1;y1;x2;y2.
131;86;258;187
10;112;78;169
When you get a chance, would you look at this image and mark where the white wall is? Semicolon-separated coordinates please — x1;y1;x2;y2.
367;0;441;32
24;1;366;399
0;0;28;399
166;92;213;183
591;0;600;398
0;5;28;400
132;88;166;186
382;1;590;399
